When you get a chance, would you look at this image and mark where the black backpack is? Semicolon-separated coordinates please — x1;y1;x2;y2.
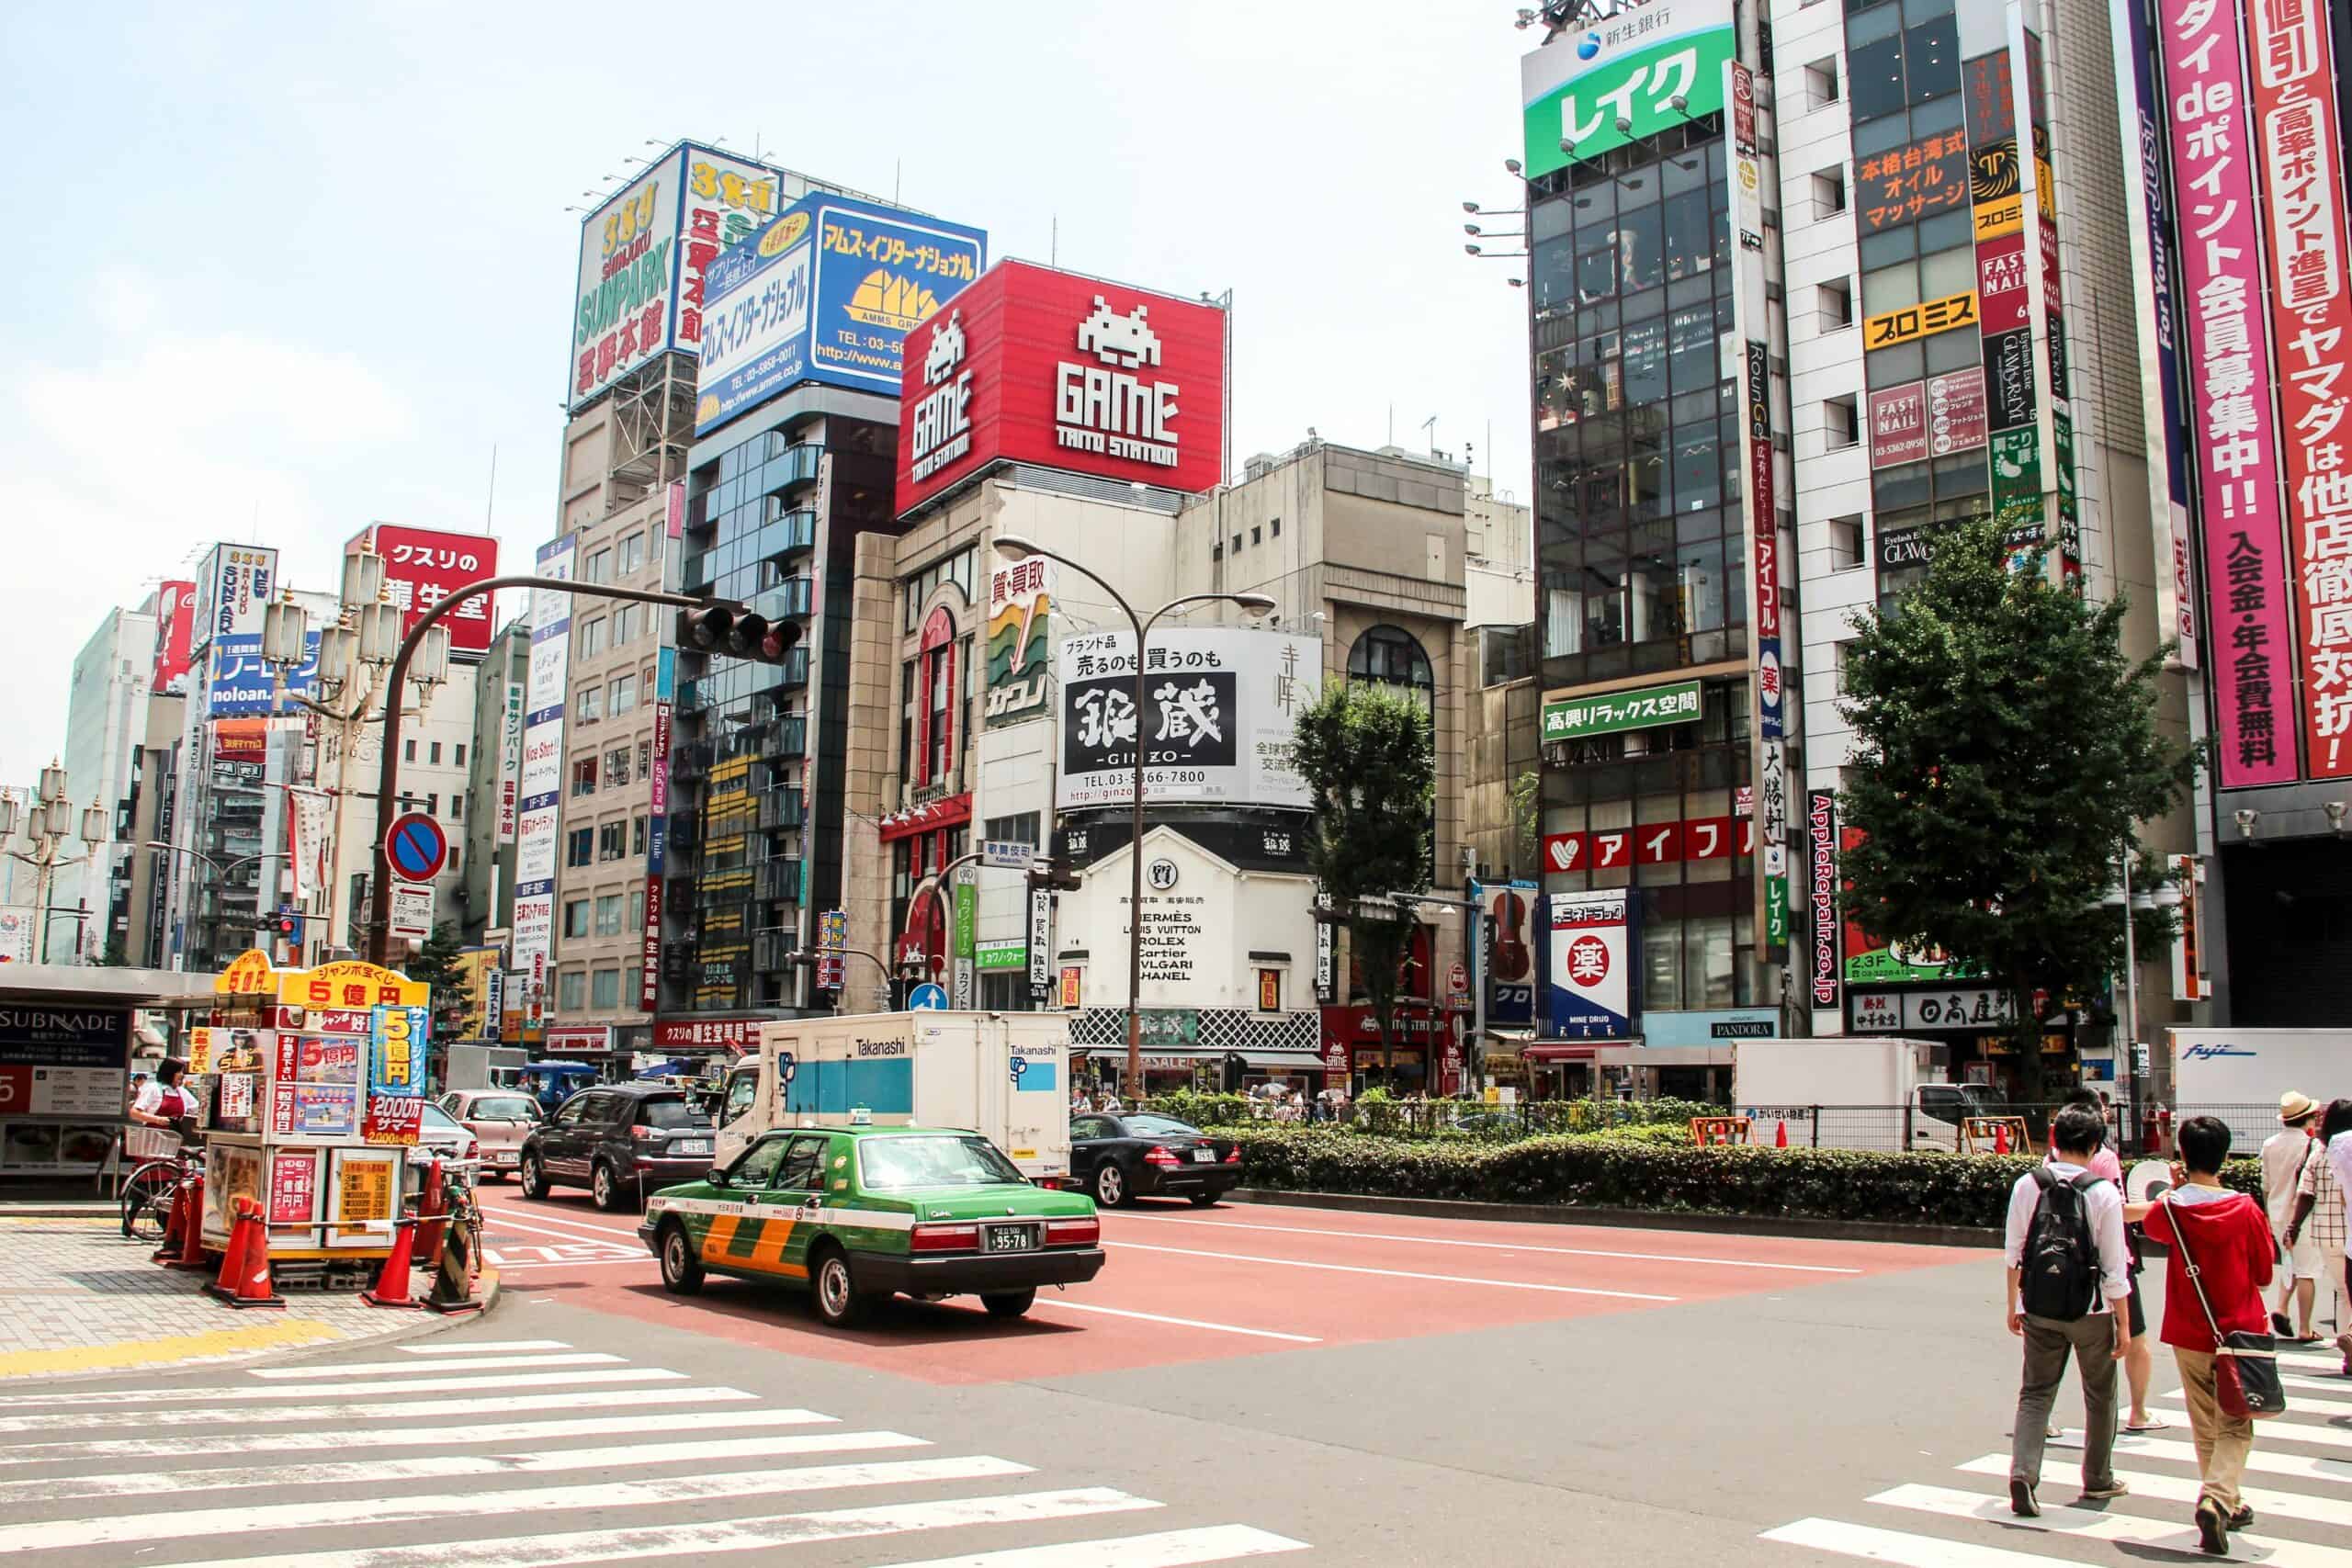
2018;1167;2104;1321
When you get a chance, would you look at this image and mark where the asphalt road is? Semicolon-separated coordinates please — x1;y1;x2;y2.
3;1192;2346;1566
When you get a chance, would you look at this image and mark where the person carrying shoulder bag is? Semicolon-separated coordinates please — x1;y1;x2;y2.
2139;1115;2281;1555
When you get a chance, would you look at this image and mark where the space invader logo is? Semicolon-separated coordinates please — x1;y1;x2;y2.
922;310;966;387
1076;296;1160;369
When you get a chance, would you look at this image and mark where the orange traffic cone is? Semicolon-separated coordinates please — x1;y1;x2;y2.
413;1160;448;1264
206;1193;253;1297
361;1218;423;1310
154;1170;203;1266
1775;1120;1789;1148
1994;1122;2011;1155
213;1197;285;1310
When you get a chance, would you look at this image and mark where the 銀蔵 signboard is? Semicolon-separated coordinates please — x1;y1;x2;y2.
895;260;1229;513
1055;628;1318;809
1541;678;1702;742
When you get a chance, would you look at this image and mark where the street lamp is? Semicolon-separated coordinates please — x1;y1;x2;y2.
4;760;108;962
989;532;1277;1099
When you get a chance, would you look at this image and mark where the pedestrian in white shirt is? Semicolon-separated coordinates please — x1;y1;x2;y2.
2285;1100;2352;1374
2261;1090;2324;1341
2006;1105;2134;1517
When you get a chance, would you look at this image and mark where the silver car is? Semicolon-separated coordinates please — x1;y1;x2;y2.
436;1089;541;1179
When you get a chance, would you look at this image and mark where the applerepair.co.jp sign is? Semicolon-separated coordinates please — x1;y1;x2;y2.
895;260;1227;514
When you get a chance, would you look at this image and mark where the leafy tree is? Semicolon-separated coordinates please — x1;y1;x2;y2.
1838;513;2199;1103
1292;682;1435;1086
401;922;479;1043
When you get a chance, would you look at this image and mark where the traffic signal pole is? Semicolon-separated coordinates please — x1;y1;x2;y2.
366;575;720;968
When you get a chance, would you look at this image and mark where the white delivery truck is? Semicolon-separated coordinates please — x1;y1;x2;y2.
1732;1036;1998;1150
2170;1029;2352;1149
442;1043;526;1094
715;1011;1074;1182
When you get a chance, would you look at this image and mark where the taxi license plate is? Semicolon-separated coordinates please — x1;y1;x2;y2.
1192;1148;1216;1163
674;1139;711;1156
986;1224;1038;1253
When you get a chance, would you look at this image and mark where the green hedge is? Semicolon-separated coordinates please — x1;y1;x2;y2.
1214;1123;2270;1230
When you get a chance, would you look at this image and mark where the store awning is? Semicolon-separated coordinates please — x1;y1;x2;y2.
1522;1043;1603;1063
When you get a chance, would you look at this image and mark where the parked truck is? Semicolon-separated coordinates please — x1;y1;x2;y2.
442;1043;526;1095
714;1011;1073;1182
2170;1029;2352;1149
1732;1036;1998;1150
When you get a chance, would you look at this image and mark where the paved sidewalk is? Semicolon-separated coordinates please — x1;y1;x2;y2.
0;1217;447;1380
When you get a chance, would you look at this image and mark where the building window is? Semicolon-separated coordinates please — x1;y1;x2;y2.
403;739;416;763
1231;533;1243;554
425;793;437;816
637;739;652;780
619;532;646;576
577;619;605;659
605;746;632;789
1833;639;1853;695
428;741;443;766
1825;395;1860;450
591;969;620;1010
1348;625;1435;713
558;971;586;1012
562;899;590;939
454;742;466;768
575;684;603;724
597;821;625;862
571;758;598;797
567;827;594;867
612;604;637;646
899;660;915;783
1811;167;1847;220
982;812;1042;846
628;887;646;931
449;793;464;820
1818;278;1853;330
1251;525;1262;546
610;673;638;716
1829;514;1866;570
632;815;649;856
624;964;642;1005
1270;516;1281;536
594;893;624;936
1804;57;1840;107
584;547;612;585
900;547;978;631
915;606;956;785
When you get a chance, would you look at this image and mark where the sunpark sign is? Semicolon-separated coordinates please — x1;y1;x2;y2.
1521;0;1736;175
1542;678;1702;742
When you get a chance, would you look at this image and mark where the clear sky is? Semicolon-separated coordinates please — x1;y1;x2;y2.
0;1;1533;789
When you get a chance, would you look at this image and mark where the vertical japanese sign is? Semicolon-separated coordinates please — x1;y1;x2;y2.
2248;0;2352;774
1729;58;1788;963
640;648;673;1014
497;679;523;844
2161;0;2301;784
984;557;1052;728
951;866;978;1010
1806;790;1842;1021
2115;0;2200;665
1027;888;1052;996
512;535;576;994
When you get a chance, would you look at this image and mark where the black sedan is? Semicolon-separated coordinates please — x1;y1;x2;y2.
1069;1112;1241;1208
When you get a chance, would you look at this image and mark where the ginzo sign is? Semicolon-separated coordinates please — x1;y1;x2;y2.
895;259;1227;515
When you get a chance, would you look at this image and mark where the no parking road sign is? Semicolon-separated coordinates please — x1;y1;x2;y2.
385;812;448;883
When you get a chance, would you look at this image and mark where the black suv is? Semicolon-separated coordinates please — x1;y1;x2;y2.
517;1084;716;1211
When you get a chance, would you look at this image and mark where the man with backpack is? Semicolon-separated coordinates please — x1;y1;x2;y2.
2005;1104;2134;1517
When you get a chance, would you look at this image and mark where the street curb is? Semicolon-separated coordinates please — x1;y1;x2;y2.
0;1204;121;1219
1229;1188;2002;1248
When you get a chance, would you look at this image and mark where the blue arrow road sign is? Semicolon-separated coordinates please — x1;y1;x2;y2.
908;983;949;1011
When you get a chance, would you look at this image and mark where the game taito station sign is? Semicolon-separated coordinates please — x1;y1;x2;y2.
1543;678;1702;741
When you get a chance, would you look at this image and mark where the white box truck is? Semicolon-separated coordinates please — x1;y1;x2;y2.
2170;1029;2352;1149
442;1043;526;1094
715;1011;1073;1182
1732;1036;1997;1150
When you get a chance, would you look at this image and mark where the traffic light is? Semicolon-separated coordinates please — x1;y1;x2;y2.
1026;856;1082;893
676;604;805;665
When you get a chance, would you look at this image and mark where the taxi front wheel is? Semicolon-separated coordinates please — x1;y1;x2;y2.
812;1247;870;1327
659;1224;704;1296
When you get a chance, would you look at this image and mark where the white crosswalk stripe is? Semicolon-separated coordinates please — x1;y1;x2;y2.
1763;1379;2352;1564
2;1349;1314;1567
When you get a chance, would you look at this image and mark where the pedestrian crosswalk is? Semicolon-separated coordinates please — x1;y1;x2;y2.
1761;1348;2352;1564
0;1337;1311;1566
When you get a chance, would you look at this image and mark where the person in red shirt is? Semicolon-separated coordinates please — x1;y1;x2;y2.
2139;1115;2275;1555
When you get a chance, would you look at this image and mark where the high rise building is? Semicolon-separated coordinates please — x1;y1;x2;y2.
60;604;157;962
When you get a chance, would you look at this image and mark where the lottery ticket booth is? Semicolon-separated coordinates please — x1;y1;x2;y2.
192;952;429;1282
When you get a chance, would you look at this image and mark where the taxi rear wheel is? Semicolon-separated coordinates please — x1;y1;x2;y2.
982;1289;1035;1319
659;1223;704;1296
811;1245;869;1327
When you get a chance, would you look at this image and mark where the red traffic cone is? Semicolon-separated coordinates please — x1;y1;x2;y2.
361;1218;423;1310
414;1159;448;1265
213;1197;285;1310
154;1171;202;1266
1775;1120;1789;1148
1994;1122;2011;1155
206;1193;254;1297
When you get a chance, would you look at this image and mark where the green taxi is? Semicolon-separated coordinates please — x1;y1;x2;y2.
637;1123;1105;1325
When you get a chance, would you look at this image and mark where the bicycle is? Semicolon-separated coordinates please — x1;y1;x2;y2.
120;1136;204;1244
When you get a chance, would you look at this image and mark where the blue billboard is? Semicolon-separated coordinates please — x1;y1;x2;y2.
208;632;320;717
695;193;985;436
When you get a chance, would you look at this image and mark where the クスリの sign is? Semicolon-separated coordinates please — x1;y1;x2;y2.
347;525;501;659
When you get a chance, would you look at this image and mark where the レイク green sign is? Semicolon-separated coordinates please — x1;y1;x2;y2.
1520;1;1736;177
1543;679;1702;741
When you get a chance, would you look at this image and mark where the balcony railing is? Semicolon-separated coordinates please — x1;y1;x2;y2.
757;787;804;831
755;856;805;905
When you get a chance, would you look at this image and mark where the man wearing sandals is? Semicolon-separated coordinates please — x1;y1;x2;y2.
2262;1090;2324;1344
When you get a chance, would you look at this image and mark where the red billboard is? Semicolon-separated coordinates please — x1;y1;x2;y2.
1868;382;1928;468
895;260;1227;515
346;525;501;658
151;579;196;697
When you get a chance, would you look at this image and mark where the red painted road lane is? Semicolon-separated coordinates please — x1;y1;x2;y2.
473;1190;1975;1385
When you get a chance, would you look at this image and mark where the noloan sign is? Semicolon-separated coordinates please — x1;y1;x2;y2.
1542;679;1702;742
